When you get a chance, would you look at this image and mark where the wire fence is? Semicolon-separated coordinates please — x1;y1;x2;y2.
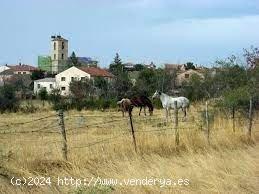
0;100;258;160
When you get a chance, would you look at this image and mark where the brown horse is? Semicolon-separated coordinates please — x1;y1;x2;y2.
117;98;133;117
130;96;153;116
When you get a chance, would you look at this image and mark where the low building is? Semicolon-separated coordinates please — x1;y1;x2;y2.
56;66;91;96
0;64;37;86
34;78;56;94
34;66;114;96
176;69;204;86
8;63;38;75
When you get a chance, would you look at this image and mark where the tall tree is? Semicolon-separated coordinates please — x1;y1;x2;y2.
109;53;124;76
38;88;48;106
69;51;81;67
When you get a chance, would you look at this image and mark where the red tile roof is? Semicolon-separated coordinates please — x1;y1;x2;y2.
79;67;114;78
7;64;38;72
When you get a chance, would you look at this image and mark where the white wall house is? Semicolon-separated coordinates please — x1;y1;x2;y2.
55;66;91;96
34;78;56;94
33;66;114;96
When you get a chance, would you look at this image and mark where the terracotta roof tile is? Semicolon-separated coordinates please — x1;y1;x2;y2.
79;67;114;78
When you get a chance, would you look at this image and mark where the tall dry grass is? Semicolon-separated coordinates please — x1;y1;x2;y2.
0;104;258;194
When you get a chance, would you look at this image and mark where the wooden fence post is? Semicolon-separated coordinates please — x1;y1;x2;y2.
174;101;179;146
205;101;210;144
58;109;68;160
129;109;137;153
248;97;253;138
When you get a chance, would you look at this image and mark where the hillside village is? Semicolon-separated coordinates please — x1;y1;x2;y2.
0;35;208;98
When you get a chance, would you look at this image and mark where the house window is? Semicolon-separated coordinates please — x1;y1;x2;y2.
50;84;53;88
62;42;64;49
61;53;64;59
54;42;56;50
81;77;86;81
37;84;40;89
61;77;66;81
43;87;47;90
185;74;190;78
71;77;75;81
61;87;66;91
18;72;21;74
23;72;26;74
54;54;56;60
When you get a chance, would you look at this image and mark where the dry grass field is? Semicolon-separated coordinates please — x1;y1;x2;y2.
0;103;259;194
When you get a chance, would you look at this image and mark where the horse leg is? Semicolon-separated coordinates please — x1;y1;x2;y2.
144;106;146;116
182;107;187;121
139;106;142;116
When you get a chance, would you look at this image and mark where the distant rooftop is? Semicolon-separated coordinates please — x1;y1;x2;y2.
7;64;37;72
34;78;56;82
79;67;114;78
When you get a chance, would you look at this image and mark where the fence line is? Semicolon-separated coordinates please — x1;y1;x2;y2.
69;133;127;150
0;114;57;128
1;100;257;160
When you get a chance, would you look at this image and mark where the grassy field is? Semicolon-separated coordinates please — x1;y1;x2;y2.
0;103;258;194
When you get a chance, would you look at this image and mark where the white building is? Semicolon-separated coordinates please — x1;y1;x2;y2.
34;78;56;94
34;66;114;96
56;66;91;96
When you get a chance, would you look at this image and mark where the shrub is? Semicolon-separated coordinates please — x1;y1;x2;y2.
0;85;19;113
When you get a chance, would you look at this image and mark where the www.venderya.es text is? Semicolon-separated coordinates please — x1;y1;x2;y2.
11;177;190;188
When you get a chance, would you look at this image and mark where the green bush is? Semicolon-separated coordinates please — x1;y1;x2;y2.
0;85;20;113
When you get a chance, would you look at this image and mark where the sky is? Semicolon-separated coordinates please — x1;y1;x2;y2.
0;0;259;67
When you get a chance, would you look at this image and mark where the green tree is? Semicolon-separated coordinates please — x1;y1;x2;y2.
38;88;48;106
70;79;93;99
31;69;45;80
109;53;124;76
69;51;81;67
133;68;176;97
135;64;145;71
113;72;132;99
7;75;32;99
0;84;19;113
48;89;62;110
182;74;205;101
94;77;109;98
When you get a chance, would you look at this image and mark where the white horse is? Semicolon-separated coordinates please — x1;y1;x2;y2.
152;91;190;122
